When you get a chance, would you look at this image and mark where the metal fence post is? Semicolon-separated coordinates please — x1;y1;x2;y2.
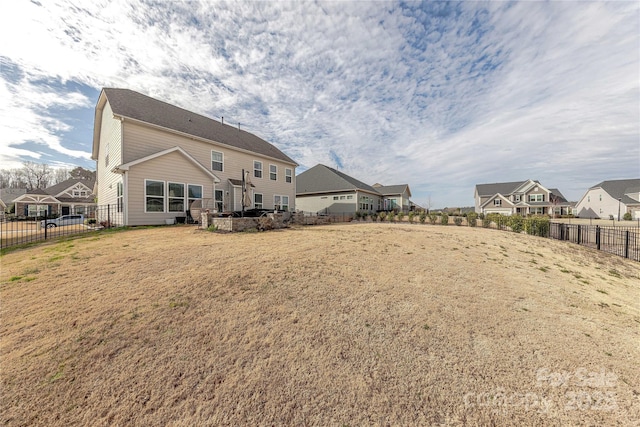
577;225;581;245
596;226;601;251
107;205;111;228
625;230;630;259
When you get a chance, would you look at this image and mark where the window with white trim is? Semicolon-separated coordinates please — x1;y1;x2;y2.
28;205;48;217
145;180;164;212
211;150;223;171
117;182;123;213
187;184;202;210
285;168;292;183
513;195;521;202
254;161;263;178
273;195;289;211
215;190;224;212
270;164;277;181
529;194;544;202
168;182;185;212
105;142;110;167
254;193;263;209
494;199;501;206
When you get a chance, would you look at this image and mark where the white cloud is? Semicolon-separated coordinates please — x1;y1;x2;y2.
0;1;637;206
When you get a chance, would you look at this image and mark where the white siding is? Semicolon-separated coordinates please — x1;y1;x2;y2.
96;101;122;207
576;189;627;219
121;121;295;216
296;192;358;214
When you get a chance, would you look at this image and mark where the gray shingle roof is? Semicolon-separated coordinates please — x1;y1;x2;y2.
373;184;411;197
296;164;380;195
475;181;526;197
102;88;296;165
0;188;27;204
591;179;640;205
548;188;569;203
45;178;95;196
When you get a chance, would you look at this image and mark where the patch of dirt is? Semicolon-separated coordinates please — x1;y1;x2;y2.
1;223;639;426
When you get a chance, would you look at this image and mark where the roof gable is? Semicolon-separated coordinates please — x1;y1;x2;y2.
98;88;297;165
480;193;514;208
296;164;380;195
46;178;95;197
116;146;221;183
373;184;412;198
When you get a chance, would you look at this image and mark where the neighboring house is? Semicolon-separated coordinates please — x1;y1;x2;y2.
474;179;573;216
12;179;96;218
372;183;412;212
574;179;640;220
0;188;26;216
295;164;412;214
92;88;298;226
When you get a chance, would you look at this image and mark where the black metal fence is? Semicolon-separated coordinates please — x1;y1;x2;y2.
549;223;640;262
0;204;123;250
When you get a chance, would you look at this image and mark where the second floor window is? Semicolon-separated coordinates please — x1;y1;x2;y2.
285;168;292;183
254;161;262;178
211;151;223;171
494;199;501;206
270;164;277;181
529;194;544;202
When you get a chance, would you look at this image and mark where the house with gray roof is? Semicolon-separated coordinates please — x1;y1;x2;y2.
295;164;412;214
372;183;412;212
574;179;640;220
474;179;573;217
92;88;297;225
12;178;95;218
0;188;27;218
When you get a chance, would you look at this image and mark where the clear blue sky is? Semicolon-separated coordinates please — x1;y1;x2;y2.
1;1;638;207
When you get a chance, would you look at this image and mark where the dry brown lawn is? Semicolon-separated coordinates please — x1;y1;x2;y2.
1;223;639;426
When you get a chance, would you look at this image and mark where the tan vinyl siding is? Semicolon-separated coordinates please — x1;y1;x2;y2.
126;151;216;226
96;101;122;206
122;121;295;212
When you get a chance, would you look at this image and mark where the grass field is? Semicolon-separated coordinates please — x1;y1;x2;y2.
1;223;639;426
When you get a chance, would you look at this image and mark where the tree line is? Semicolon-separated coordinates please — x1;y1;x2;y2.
0;162;96;190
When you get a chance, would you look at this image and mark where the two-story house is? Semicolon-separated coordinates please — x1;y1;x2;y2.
92;88;298;226
295;164;412;214
12;178;95;218
474;179;573;216
574;179;640;220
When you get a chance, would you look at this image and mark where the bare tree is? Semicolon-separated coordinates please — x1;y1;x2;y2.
424;195;432;214
69;167;96;181
52;168;70;185
22;162;52;190
0;168;27;189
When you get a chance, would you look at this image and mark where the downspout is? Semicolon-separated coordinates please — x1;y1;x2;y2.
123;172;129;226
